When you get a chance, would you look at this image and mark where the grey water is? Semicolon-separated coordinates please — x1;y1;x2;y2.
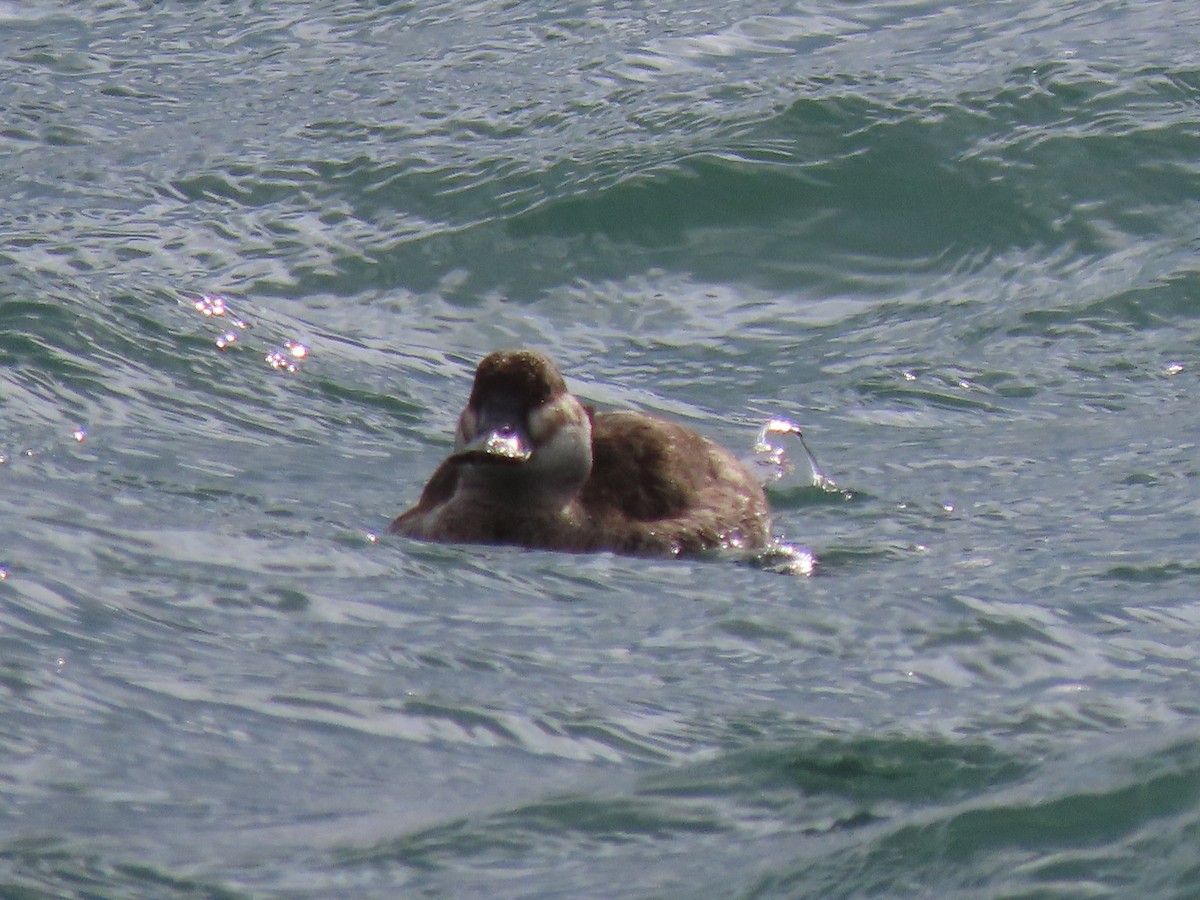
3;1;1200;896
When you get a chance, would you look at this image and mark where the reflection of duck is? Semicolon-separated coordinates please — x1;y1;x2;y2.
390;350;771;556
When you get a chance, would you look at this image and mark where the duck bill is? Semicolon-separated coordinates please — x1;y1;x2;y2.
452;427;533;465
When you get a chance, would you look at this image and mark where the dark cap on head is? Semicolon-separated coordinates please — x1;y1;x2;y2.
468;350;567;411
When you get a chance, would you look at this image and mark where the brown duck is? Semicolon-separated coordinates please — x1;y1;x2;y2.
390;350;771;556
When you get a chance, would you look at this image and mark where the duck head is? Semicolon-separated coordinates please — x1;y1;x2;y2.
450;350;593;504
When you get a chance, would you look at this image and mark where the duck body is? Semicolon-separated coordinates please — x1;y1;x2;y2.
390;350;770;557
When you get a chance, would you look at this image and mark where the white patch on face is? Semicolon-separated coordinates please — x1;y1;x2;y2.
525;394;593;491
454;406;478;451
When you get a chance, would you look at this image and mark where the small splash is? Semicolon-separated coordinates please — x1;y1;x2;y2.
0;566;8;581
193;294;250;330
751;418;835;489
753;541;817;576
1163;362;1184;376
266;340;309;375
0;426;92;469
193;293;251;350
194;294;225;317
189;294;310;375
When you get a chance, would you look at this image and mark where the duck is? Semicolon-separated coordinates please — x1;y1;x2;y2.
389;349;771;557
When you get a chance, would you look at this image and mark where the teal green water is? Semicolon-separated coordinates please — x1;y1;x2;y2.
3;1;1200;896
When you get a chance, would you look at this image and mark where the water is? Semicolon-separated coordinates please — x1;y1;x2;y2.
3;1;1200;896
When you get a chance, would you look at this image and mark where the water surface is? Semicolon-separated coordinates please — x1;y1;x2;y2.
3;1;1200;896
